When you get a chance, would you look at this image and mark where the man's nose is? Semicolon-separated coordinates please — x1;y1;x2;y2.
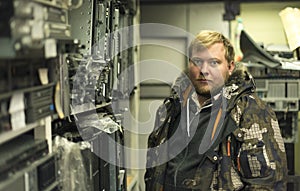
200;62;209;75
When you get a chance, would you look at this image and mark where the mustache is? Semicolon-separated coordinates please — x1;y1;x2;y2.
196;77;209;81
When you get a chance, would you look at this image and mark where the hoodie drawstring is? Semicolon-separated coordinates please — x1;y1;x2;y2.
186;98;201;137
187;98;190;137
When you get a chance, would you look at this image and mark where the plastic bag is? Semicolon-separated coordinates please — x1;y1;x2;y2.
53;136;92;191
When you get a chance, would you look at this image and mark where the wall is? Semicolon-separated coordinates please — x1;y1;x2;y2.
233;2;300;46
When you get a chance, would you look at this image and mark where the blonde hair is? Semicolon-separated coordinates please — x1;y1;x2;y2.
188;30;235;63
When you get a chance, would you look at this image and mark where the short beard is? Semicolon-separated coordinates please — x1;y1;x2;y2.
195;85;223;98
196;91;211;99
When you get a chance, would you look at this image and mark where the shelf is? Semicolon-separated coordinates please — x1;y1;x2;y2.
33;0;68;9
0;122;40;145
0;153;56;190
0;83;55;100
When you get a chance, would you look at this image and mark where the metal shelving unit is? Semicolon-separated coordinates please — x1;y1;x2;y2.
0;122;39;145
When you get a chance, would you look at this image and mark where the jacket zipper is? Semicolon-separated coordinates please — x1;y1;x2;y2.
173;98;211;186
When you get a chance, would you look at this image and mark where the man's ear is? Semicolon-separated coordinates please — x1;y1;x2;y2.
228;61;235;75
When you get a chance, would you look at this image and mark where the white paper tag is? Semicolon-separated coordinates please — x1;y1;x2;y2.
45;38;57;58
9;93;26;129
38;68;49;85
11;111;26;130
279;7;300;51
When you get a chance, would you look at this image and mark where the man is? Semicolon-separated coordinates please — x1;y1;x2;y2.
144;30;287;190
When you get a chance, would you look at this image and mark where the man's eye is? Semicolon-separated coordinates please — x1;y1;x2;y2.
192;59;203;66
208;60;219;66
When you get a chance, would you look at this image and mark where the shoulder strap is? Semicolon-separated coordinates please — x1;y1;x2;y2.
211;107;223;140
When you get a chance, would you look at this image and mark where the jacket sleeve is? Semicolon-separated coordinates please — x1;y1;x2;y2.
232;94;288;190
148;99;172;148
145;98;177;191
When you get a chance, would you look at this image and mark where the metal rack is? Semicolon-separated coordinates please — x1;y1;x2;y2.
0;0;138;190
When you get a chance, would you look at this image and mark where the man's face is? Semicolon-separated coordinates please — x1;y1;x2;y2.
188;42;234;97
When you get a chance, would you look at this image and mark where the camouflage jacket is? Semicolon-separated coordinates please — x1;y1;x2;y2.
145;67;287;191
